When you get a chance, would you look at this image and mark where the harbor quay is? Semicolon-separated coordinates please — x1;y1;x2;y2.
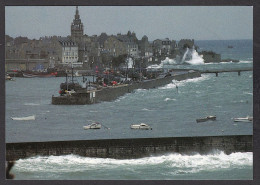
6;135;252;161
52;70;201;105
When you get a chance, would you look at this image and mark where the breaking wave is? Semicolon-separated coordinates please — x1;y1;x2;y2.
184;49;205;65
162;57;178;65
239;60;253;64
13;151;252;174
159;74;210;90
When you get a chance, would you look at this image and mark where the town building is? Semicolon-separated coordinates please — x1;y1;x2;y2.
117;31;139;58
58;37;81;67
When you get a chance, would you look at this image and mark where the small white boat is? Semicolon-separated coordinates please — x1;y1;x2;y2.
5;75;14;81
83;122;102;130
11;115;36;121
234;116;253;122
196;115;216;123
130;123;152;130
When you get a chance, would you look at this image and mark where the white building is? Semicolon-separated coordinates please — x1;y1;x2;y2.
58;37;82;67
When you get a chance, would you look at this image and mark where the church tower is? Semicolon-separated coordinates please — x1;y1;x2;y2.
71;6;84;43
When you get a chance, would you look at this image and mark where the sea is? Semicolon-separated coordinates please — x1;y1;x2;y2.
5;39;253;180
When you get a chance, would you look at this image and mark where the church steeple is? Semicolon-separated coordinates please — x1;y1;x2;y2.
75;6;79;20
71;6;84;43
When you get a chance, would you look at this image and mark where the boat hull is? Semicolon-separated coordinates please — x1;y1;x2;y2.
23;72;56;78
234;117;253;122
83;123;102;130
196;116;216;123
11;115;36;121
130;124;152;130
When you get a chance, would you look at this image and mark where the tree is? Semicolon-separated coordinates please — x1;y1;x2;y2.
112;54;127;68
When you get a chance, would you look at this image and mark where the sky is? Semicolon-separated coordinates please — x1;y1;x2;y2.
5;6;253;41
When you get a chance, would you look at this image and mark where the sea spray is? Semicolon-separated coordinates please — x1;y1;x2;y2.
147;47;204;69
159;74;211;90
127;57;134;68
184;48;204;65
181;48;189;63
13;151;252;174
162;57;177;65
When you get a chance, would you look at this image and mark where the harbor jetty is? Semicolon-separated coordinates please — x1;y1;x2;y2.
200;67;253;76
52;70;201;105
6;135;252;161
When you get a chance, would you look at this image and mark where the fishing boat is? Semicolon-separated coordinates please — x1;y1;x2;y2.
22;72;57;78
196;115;216;123
83;122;102;130
234;116;253;122
130;123;152;130
11;115;36;121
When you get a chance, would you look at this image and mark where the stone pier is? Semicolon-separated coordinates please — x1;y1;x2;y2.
6;135;252;161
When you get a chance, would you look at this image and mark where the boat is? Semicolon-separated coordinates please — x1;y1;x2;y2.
130;123;152;130
5;74;14;81
11;115;36;121
196;115;216;123
234;116;253;122
22;71;57;78
228;45;234;48
83;122;102;130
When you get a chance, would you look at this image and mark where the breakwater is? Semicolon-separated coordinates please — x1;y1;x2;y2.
52;70;201;104
6;135;252;161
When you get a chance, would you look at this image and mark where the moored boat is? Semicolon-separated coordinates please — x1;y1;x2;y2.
196;115;216;123
83;122;102;130
22;71;57;78
234;116;253;122
130;123;152;130
11;115;36;121
5;74;14;81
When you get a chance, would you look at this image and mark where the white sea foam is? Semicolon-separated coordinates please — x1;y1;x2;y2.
147;64;162;69
142;108;152;111
162;57;178;65
243;92;253;96
184;49;205;65
159;74;210;90
127;57;134;68
239;60;253;64
219;61;235;64
164;98;176;102
13;151;252;174
232;100;248;103
24;103;40;106
136;89;147;92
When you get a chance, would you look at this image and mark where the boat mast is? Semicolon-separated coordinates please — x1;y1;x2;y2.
66;72;68;91
71;64;74;83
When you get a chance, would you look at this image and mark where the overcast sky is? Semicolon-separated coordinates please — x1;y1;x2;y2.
5;6;253;41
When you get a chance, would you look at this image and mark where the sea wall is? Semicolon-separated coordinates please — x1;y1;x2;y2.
6;135;252;161
95;71;201;103
52;71;201;104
